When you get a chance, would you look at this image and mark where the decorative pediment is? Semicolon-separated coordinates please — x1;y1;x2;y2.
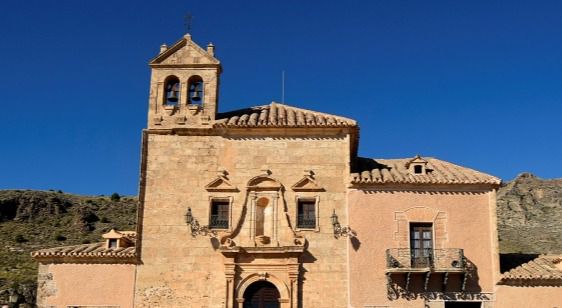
205;170;238;192
247;171;282;191
405;155;431;175
291;171;324;192
405;155;428;168
150;34;220;67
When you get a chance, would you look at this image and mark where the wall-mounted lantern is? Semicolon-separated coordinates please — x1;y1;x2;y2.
185;207;212;237
186;207;194;224
331;209;356;239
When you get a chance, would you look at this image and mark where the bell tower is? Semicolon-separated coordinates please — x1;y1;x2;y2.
147;34;222;129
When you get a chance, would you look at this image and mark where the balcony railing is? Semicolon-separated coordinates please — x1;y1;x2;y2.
209;215;229;229
386;248;466;272
297;215;316;229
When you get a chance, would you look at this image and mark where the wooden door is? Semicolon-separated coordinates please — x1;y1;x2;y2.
243;281;280;308
410;223;433;267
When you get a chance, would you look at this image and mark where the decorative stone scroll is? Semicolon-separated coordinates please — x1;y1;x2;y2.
174;116;186;124
153;116;163;125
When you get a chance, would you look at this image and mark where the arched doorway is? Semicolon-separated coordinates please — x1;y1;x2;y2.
243;280;280;308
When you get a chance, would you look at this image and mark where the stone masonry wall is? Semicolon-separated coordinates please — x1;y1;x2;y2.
134;130;351;307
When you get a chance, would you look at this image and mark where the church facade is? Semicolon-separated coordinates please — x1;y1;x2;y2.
32;34;534;308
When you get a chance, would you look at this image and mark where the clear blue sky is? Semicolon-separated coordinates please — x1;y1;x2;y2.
1;1;561;195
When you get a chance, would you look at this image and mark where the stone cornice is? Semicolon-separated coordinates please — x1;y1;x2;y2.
348;183;498;193
150;63;222;69
144;126;357;138
219;246;306;257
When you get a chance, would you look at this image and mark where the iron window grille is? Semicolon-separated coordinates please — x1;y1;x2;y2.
210;200;229;229
297;199;316;229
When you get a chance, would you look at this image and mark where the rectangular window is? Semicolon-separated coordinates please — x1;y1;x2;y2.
108;239;118;249
210;199;229;229
410;223;433;268
297;199;316;229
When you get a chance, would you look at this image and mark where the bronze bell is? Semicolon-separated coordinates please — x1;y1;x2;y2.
190;90;202;102
167;91;179;103
167;83;179;103
189;81;203;102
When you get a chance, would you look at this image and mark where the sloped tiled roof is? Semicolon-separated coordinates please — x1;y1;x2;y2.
500;255;562;285
351;156;501;185
31;242;136;260
214;102;357;128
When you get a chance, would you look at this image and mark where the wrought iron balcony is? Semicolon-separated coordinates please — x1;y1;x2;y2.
386;248;466;272
209;215;229;229
297;214;316;229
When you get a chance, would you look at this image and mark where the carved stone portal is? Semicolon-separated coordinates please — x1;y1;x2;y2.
221;245;303;308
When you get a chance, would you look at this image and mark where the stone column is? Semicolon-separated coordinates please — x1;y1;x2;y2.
249;192;257;241
288;262;300;308
224;261;236;308
180;81;188;109
272;193;279;243
235;298;244;308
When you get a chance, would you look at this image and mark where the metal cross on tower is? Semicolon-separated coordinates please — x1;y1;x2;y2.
184;13;193;34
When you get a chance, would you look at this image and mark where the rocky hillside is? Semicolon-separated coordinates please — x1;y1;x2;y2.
0;173;561;305
0;190;137;305
497;173;562;254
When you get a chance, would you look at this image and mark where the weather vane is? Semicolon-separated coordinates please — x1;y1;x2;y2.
184;13;193;34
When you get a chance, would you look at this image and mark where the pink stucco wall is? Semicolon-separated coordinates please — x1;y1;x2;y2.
496;285;562;307
38;263;135;308
348;187;499;308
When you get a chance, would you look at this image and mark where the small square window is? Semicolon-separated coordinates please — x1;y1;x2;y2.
297;199;316;229
414;165;423;174
108;239;118;249
210;200;229;229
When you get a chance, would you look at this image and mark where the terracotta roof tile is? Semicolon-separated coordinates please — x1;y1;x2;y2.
351;156;501;186
500;255;562;285
31;242;136;260
215;102;356;128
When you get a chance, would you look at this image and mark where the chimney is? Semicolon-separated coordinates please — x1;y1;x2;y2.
160;44;168;54
207;43;215;57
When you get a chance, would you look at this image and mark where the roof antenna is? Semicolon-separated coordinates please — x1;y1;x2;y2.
281;70;285;103
184;13;193;34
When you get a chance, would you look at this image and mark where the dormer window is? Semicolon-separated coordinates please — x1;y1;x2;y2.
164;76;180;106
407;155;429;176
102;229;134;249
188;75;204;105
